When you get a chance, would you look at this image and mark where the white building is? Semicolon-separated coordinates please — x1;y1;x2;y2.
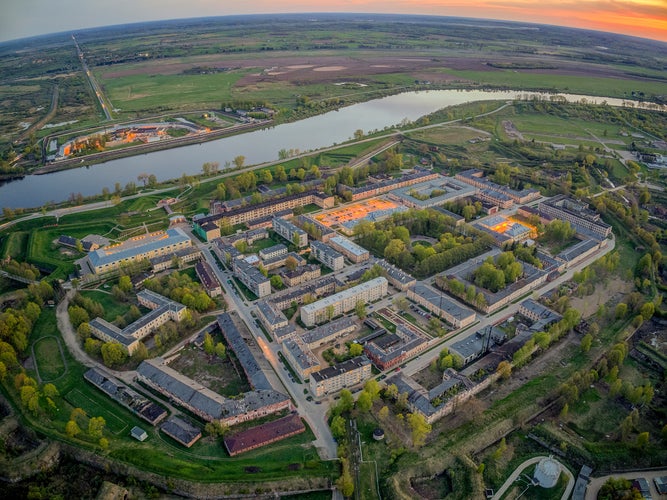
300;277;388;326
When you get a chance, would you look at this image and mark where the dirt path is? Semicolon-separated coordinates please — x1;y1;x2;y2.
56;289;135;385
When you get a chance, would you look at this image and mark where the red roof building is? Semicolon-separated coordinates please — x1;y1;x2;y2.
223;413;305;456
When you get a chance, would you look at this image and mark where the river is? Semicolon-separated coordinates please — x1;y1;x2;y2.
0;89;660;209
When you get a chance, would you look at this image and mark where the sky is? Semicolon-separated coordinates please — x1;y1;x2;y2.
2;0;666;44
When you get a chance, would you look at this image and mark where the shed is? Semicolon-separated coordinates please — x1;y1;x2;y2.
130;426;148;442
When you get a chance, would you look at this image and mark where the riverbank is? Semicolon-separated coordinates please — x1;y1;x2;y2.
31;119;271;175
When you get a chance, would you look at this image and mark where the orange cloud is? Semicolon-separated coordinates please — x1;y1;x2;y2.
253;0;667;41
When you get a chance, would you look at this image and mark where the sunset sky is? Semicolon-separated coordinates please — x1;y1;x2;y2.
2;0;666;43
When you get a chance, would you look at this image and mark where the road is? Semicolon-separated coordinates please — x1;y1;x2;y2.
186;229;339;460
72;35;112;120
492;455;575;500
401;234;616;377
585;469;667;500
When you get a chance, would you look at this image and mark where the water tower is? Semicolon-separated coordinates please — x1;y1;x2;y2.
533;456;561;488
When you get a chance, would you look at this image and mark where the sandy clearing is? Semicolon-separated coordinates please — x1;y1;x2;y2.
286;64;315;69
569;276;634;318
313;66;347;72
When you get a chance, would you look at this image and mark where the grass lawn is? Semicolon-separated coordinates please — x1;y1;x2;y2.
33;336;67;382
2;231;29;259
98;69;252;113
441;68;667;98
359;460;380;500
80;289;133;323
64;388;130;435
407;126;487;145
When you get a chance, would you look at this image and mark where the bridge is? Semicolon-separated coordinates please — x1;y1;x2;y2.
0;269;39;285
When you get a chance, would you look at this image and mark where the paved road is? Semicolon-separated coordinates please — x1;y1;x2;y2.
189;230;340;460
585;469;667;500
401;235;616;377
492;455;575;500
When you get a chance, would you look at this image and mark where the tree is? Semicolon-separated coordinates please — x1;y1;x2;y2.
233;155;245;168
354;300;366;320
336;458;355;498
215;342;226;359
364;379;382;401
560;403;569;419
270;275;283;289
88;416;106;439
118;275;132;293
203;332;215;355
66;420;81;438
330;415;346;439
326;305;335;321
99;437;109;450
581;334;593;353
101;342;127;367
339;389;354;413
407;412;432;447
615;303;628;319
378;406;389;421
496;361;512;380
349;343;363;357
43;383;59;399
636;432;649;449
285;255;298;271
357;391;373;411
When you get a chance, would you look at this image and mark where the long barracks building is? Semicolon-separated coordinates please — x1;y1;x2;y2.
196;191;334;231
83;228;192;275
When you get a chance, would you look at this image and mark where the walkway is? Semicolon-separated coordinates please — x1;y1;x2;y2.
492;455;575;500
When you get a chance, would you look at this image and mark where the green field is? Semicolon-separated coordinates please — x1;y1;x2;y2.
33;336;67;381
80;289;134;323
64;388;130;435
99;70;252;112
441;68;667;98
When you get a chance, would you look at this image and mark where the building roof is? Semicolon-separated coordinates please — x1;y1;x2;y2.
409;283;475;323
329;236;369;257
160;417;201;446
195;260;221;292
259;243;287;259
376;259;416;286
311;356;370;382
137;358;225;419
223;413;305;456
283;338;319;371
301;277;387;316
88;227;190;269
557;238;599;262
256;300;288;327
58;235;78;248
301;316;357;346
217;313;272;391
311;240;344;261
391;176;477;207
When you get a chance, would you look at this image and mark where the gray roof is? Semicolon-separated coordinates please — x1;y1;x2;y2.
256;300;288;327
557;238;599;262
311;240;344;260
391;176;477;207
88;227;190;269
137;359;225;419
329;236;369;257
302;316;357;345
283;339;319;370
217;313;271;391
259;243;287;259
301;277;387;316
376;259;416;286
160;417;201;445
409;283;475;323
311;356;370;382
